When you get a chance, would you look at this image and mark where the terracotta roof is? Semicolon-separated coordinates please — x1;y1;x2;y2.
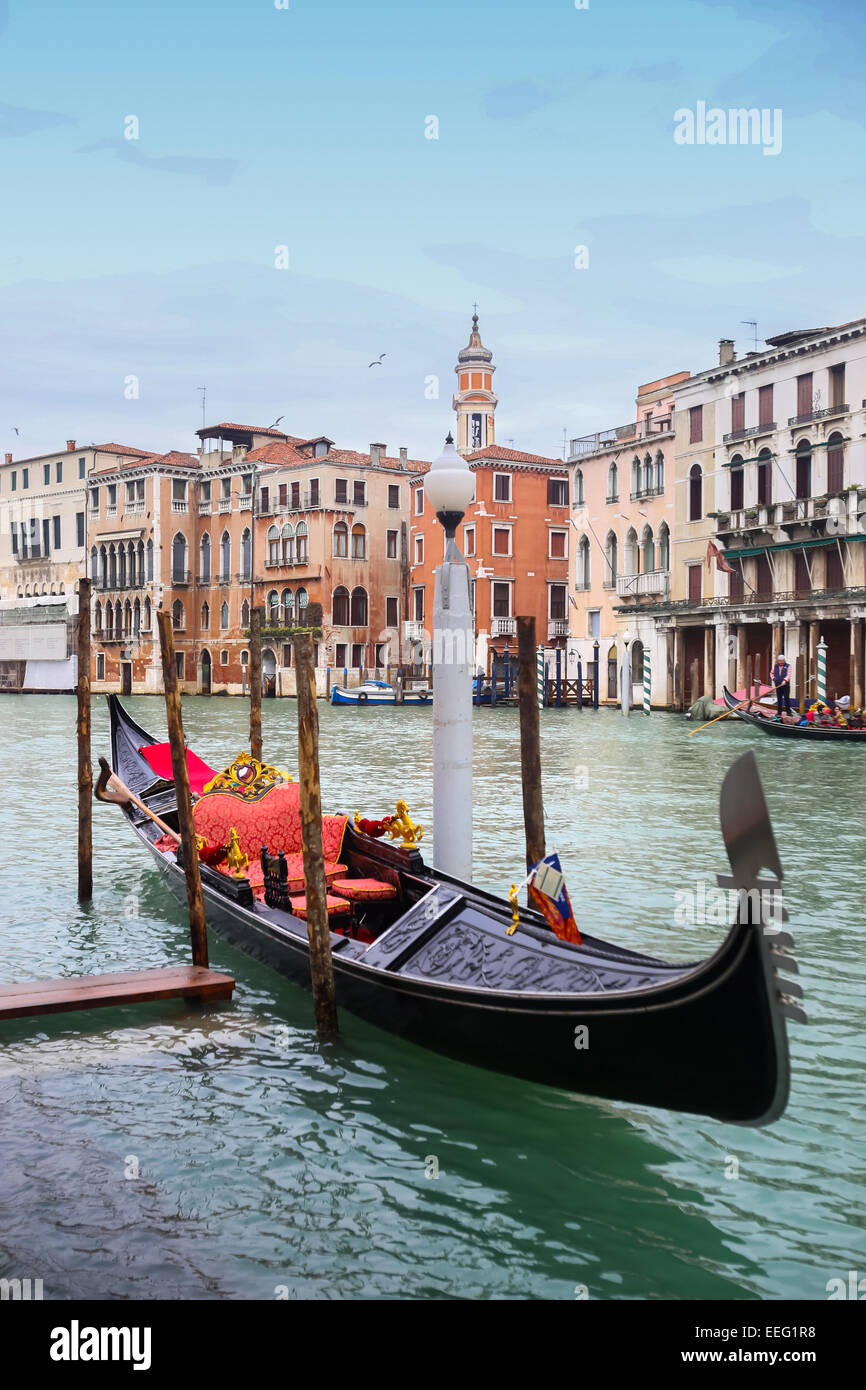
196;422;291;440
93;449;199;474
244;441;310;468
463;444;564;467
245;442;429;474
93;443;154;457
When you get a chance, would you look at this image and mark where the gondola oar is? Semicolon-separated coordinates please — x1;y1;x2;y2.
95;757;180;843
688;698;750;737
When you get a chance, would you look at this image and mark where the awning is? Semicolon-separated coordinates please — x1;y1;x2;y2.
723;535;866;560
92;529;145;543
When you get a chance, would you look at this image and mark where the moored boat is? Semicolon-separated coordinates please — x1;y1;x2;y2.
722;686;866;742
330;679;432;707
103;694;805;1125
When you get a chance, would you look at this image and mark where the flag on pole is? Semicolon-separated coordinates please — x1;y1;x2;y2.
528;853;582;944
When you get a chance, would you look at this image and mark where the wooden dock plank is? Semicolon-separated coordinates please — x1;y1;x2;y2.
0;965;235;1021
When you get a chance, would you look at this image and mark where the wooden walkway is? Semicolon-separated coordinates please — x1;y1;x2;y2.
0;965;235;1021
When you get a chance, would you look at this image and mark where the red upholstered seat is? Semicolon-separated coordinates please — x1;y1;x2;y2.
216;854;347;891
330;877;397;902
193;782;347;865
290;893;351;919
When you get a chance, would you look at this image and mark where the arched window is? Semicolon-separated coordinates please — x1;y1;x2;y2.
268;589;279;623
757;448;773;506
172;532;187;583
658;522;670;571
220;601;229;630
99;545;107;587
333;522;348;558
133;598;141;636
607;462;618;502
94;600;102;632
240;649;249;666
59;583;65;594
104;602;113;638
688;464;702;521
241;599;250;627
201;601;210;629
576;535;591;589
118;544;127;588
90;547;98;583
109;544;117;588
114;600;122;635
574;469;585;506
604;531;618;585
643;453;653;493
200;533;211;582
16;585;23;597
333;585;350;625
296;588;308;618
295;521;308;564
827;432;845;493
631;457;641;496
146;539;154;581
171;599;184;630
795;442;811;500
729;455;744;510
624;527;638;576
220;531;231;580
137;540;145;586
127;540;136;586
641;524;654;573
220;649;229;666
350;586;368;625
281;588;293;624
143;597;151;630
351;523;366;560
281;523;294;566
655;451;664;493
241;527;251;580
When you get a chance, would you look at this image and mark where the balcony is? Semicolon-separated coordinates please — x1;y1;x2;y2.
629;485;664;502
171;570;191;587
548;619;569;639
106;503;117;519
723;421;776;445
491;617;516;637
403;620;424;641
171;499;188;514
125;500;145;516
239;494;253;511
218;497;232;513
569;415;673;459
198;499;212;515
303;490;322;509
616;569;670;599
788;404;849;427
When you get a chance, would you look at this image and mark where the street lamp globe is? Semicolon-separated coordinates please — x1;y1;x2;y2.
624;628;632;648
425;433;475;537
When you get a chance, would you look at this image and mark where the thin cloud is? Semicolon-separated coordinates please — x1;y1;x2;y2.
79;138;239;187
0;101;73;139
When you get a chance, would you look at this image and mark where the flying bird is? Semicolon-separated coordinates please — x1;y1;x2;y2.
368;354;386;367
268;416;284;429
11;427;19;435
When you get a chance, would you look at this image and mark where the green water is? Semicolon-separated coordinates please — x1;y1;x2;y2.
0;695;863;1300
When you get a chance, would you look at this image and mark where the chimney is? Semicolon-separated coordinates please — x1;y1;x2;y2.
369;443;387;466
399;447;408;467
4;453;11;466
66;439;76;451
718;339;736;367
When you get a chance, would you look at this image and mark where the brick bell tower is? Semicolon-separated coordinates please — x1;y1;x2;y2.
453;310;497;454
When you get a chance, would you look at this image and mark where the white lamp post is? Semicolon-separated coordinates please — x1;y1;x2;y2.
426;433;475;881
621;627;632;717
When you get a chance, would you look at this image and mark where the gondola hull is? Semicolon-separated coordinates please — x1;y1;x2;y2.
107;696;804;1125
722;686;866;741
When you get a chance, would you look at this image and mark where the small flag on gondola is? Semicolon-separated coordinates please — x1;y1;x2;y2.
528;853;582;944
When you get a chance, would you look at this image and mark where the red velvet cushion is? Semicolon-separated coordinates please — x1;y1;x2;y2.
290;894;351;918
193;782;347;864
330;877;397;901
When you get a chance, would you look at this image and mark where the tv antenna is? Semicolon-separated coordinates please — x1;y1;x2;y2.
741;321;759;353
197;385;206;431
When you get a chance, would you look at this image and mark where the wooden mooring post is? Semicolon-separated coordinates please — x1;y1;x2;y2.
517;616;545;868
77;577;93;902
797;654;806;714
249;605;263;761
292;606;338;1037
157;611;209;968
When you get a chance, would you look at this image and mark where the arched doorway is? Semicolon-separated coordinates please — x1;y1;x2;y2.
200;649;212;696
631;639;644;697
262;647;277;698
607;643;618;700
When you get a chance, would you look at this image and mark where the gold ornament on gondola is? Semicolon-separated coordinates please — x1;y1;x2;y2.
202;753;293;800
353;800;423;849
226;826;249;878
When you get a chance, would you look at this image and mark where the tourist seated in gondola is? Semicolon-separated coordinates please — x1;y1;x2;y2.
771;653;793;718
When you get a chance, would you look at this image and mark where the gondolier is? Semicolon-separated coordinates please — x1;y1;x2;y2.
772;653;792;717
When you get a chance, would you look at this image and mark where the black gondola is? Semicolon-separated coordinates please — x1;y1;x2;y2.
722;685;866;742
104;695;805;1125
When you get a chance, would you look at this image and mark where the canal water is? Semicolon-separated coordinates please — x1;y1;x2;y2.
0;695;862;1300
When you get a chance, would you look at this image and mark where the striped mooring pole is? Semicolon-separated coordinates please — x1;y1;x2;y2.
643;646;651;715
817;636;827;702
536;646;544;709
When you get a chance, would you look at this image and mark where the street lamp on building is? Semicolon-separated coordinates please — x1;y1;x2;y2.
426;433;475;880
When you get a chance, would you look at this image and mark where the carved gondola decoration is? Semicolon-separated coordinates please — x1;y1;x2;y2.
101;695;806;1125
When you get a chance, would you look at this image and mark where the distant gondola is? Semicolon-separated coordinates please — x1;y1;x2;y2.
104;695;805;1125
722;686;866;742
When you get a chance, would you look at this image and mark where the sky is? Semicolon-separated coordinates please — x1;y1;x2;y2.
1;0;865;464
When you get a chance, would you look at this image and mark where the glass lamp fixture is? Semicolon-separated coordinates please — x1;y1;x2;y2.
425;433;475;537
